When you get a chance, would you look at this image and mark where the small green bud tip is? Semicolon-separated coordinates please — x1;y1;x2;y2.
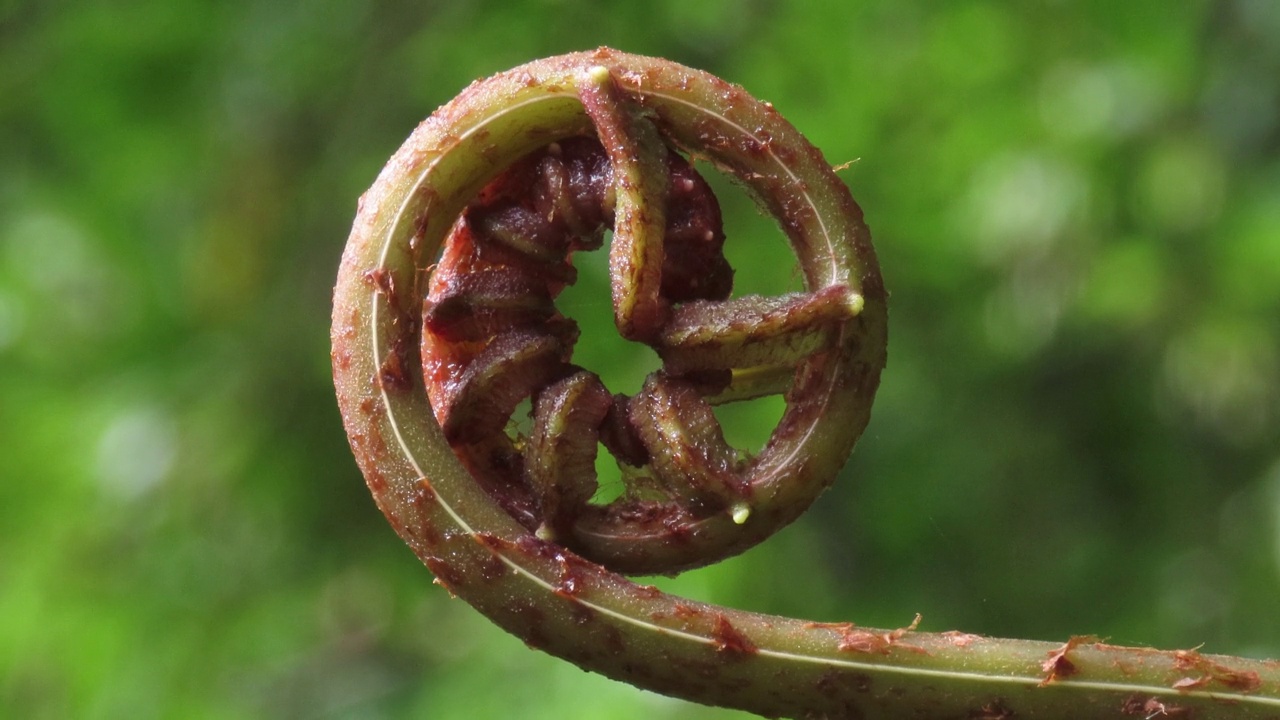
731;503;751;525
846;292;865;317
535;523;555;542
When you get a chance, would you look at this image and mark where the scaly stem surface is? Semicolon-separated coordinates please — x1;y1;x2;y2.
332;48;1280;719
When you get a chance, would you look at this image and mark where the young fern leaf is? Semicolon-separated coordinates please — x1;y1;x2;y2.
331;48;1280;719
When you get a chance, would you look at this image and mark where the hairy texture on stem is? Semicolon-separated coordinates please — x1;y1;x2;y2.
333;48;1280;718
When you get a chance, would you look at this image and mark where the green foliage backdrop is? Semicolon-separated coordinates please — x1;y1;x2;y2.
2;1;1278;718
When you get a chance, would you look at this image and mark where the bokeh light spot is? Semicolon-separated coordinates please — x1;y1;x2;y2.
95;404;179;500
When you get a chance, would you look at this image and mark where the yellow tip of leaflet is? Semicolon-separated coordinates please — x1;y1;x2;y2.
846;292;865;317
731;503;751;525
586;65;611;84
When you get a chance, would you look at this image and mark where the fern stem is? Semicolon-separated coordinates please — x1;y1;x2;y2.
331;48;1279;719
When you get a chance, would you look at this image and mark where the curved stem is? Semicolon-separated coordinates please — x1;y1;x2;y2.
332;48;1280;719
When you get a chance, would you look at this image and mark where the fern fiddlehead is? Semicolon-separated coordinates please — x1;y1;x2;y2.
332;48;1280;719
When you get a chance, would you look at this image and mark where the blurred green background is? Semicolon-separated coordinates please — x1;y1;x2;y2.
3;1;1279;718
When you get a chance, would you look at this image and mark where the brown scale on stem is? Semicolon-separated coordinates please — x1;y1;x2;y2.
420;83;865;575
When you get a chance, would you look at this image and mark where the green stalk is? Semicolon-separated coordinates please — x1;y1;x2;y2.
331;48;1280;719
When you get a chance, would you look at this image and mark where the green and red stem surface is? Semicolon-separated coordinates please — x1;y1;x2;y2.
332;48;1280;719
